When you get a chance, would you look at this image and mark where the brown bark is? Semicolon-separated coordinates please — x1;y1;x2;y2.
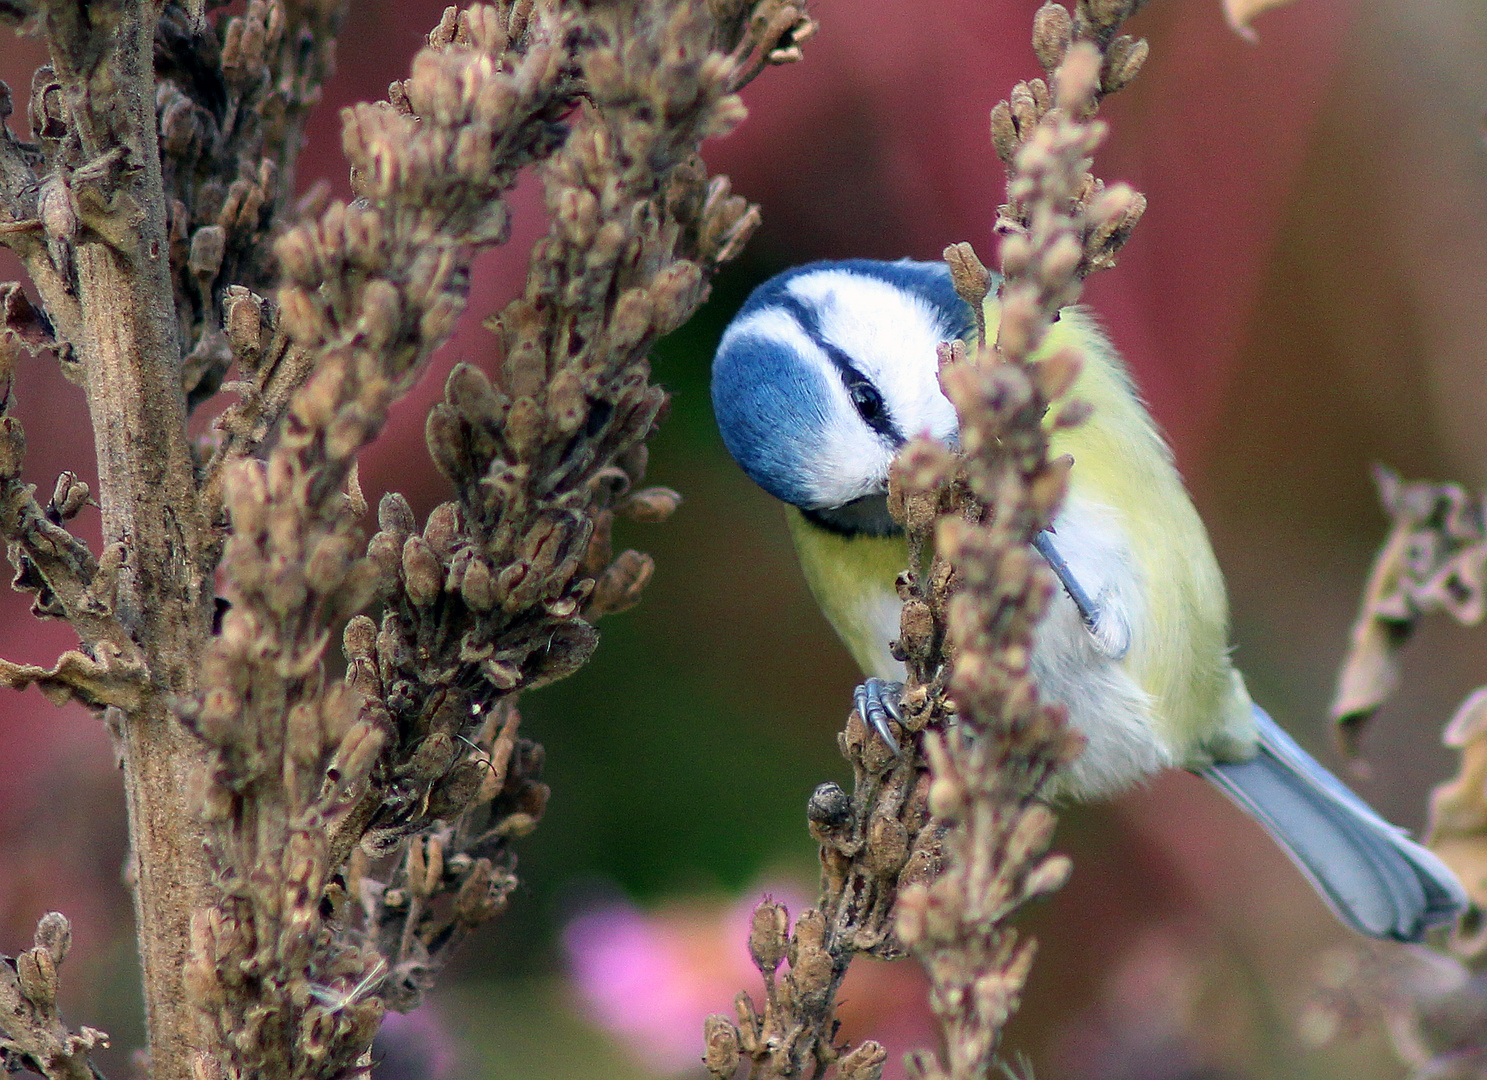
42;3;215;1076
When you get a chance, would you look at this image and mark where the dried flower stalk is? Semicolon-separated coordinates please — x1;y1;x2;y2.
893;32;1144;1077
1328;467;1487;938
708;4;1148;1077
708;736;937;1080
1331;467;1487;748
0;0;810;1077
1314;469;1487;1076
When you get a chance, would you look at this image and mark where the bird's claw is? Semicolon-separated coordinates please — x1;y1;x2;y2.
853;677;906;755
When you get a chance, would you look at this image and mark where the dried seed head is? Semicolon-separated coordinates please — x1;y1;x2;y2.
621;486;682;522
898;598;936;664
378;491;416;538
409;732;457;784
1009;81;1042;137
1032;3;1074;73
1023;853;1073;900
454;859;509;924
402;535;443;607
306;535;353;594
702;1014;741;1079
589;550;654;616
287;702;324;770
424;502;463;559
999;232;1034;280
807;781;853;835
17;947;57;1010
866;813;909;877
33;912;70;965
748;900;789;975
330;718;388;800
47;471;90;521
189;225;228;279
365;532;403;597
1052;399;1092;430
446;361;508;427
837;1042;888;1080
1039;232;1085;289
943;244;989;313
784;909;833;1010
460;556;496;611
1101;35;1148;95
990;100;1018;163
427;403;467;484
1054;40;1104;114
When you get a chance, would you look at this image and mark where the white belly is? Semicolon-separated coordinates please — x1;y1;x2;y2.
853;494;1169;800
1033;496;1170;798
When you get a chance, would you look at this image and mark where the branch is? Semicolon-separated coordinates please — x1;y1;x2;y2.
21;6;218;1079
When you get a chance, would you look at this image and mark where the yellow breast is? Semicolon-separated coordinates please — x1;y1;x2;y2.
1028;306;1253;766
784;301;1256;787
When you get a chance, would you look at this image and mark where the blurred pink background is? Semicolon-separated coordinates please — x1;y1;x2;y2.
5;0;1487;1076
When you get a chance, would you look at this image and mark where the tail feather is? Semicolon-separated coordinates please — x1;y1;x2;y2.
1203;705;1466;942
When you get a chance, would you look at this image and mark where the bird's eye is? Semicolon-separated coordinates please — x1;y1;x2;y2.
848;381;884;423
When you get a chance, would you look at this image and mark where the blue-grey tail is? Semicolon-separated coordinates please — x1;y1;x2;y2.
1202;705;1466;942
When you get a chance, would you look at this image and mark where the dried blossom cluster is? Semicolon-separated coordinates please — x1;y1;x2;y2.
704;726;940;1080
0;913;107;1080
0;0;811;1078
188;2;812;1077
1331;467;1487;748
891;13;1151;1073
1308;468;1487;1078
891;52;1117;1080
1328;468;1487;932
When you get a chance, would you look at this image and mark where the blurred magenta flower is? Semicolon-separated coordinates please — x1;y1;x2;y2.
564;885;937;1077
372;1006;459;1080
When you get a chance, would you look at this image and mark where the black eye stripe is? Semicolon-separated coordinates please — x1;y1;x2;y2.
774;294;903;445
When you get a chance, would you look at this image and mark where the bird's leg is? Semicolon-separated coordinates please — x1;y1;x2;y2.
853;677;905;755
1033;531;1130;660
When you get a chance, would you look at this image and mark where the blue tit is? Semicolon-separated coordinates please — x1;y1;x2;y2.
710;258;1466;942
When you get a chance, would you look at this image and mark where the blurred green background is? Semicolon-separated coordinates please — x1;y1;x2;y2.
5;0;1487;1077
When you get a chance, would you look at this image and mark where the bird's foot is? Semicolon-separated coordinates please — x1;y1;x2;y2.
853;677;906;755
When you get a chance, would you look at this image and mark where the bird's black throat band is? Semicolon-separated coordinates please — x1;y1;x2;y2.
800;493;901;538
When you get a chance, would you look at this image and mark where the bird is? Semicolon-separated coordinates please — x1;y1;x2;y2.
709;257;1467;943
